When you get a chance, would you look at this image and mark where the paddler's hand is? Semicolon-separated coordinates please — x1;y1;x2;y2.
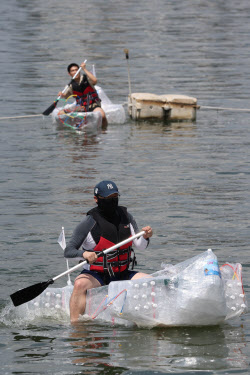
142;226;153;239
80;61;87;70
80;62;97;85
83;251;98;264
58;91;66;98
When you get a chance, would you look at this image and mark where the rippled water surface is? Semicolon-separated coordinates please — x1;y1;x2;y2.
1;0;250;374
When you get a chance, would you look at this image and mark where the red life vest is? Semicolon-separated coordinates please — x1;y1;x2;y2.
71;75;99;107
87;207;133;275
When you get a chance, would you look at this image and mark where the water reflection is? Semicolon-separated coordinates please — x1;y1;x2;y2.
68;322;248;372
133;119;197;137
54;127;104;213
56;124;105;146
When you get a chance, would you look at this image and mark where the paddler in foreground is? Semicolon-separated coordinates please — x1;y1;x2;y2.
64;180;153;322
58;61;108;127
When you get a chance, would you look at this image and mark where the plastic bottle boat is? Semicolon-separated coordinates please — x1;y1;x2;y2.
51;85;126;131
16;250;248;328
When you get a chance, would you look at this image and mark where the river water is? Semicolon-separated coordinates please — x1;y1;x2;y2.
1;0;250;374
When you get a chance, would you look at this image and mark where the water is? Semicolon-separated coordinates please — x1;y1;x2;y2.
0;0;250;373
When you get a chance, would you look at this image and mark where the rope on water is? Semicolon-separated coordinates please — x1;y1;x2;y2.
0;114;43;120
200;106;250;112
2;105;250;120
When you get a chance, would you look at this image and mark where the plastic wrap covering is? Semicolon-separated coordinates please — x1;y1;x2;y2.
220;263;247;320
96;85;126;124
20;285;73;316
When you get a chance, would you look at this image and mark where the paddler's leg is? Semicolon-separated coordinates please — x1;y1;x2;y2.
70;274;101;322
93;107;108;128
131;272;152;280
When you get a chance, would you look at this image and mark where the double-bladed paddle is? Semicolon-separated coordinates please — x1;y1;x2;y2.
10;230;145;307
42;60;87;116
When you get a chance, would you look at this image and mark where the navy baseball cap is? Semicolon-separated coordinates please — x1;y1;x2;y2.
94;180;119;197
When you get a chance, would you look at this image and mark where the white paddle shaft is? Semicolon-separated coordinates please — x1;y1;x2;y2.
53;230;145;282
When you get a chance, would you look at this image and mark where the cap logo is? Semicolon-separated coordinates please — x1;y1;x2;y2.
95;188;98;194
107;183;114;190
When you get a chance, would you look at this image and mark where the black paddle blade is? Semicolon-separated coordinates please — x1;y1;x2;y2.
42;100;58;116
10;279;54;307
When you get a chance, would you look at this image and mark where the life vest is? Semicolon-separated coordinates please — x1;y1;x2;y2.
87;207;134;276
71;75;100;109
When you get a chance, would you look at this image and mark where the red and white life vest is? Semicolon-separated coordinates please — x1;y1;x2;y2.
71;75;99;107
87;207;133;275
